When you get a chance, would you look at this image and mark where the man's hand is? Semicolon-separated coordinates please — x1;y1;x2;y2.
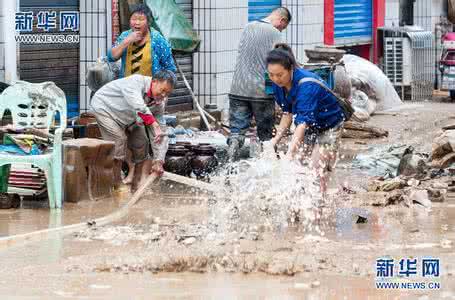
151;160;164;177
152;123;162;144
124;31;142;45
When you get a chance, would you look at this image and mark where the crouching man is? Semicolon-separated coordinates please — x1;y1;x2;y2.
90;70;176;191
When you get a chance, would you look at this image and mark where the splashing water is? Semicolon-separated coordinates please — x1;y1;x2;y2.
208;141;332;235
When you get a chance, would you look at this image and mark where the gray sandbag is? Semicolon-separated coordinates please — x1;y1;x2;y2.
86;58;120;92
343;54;402;111
333;64;352;101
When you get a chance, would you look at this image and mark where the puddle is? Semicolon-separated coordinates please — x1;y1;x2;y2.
1;103;455;297
0;190;129;237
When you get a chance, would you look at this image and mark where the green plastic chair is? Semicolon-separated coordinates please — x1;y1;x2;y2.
0;81;67;209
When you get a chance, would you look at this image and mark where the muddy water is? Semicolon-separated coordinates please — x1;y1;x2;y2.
0;102;454;298
0;189;453;299
0;190;129;237
0;272;444;299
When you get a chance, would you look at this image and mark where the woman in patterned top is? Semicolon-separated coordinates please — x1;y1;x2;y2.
107;4;176;78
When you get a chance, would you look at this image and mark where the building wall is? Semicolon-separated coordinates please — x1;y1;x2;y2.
0;1;5;82
193;0;247;110
385;0;399;26
192;0;327;110
79;0;112;112
283;0;325;62
414;0;447;32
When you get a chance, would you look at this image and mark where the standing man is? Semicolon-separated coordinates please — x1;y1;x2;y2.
227;7;291;161
90;70;176;192
107;4;176;77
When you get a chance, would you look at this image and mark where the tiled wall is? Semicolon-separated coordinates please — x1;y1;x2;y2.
414;0;447;32
79;0;112;112
283;0;324;62
385;0;399;27
0;1;5;82
193;0;247;110
193;0;326;110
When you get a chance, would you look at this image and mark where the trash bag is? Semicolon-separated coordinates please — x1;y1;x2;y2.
145;0;200;53
86;57;120;92
351;88;377;121
343;54;402;112
333;64;352;101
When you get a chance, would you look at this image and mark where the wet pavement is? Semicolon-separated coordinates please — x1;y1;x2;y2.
0;190;129;237
0;101;455;299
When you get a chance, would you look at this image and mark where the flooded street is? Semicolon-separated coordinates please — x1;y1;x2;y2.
0;102;455;299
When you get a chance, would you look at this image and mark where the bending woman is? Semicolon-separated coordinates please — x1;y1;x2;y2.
267;44;346;198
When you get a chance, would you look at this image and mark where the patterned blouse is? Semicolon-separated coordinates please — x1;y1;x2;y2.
107;28;176;78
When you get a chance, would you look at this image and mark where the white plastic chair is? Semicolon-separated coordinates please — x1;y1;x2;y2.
0;81;67;209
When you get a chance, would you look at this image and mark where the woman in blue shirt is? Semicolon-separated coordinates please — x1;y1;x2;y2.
267;44;345;197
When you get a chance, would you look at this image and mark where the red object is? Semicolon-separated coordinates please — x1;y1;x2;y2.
442;51;455;65
112;0;120;43
357;44;371;60
373;0;385;64
324;0;334;45
146;81;153;98
443;33;455;41
137;112;157;126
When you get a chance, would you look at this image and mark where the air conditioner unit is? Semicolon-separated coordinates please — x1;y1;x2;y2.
379;26;433;101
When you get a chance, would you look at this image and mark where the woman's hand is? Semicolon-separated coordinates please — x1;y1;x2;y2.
286;123;307;160
124;31;143;45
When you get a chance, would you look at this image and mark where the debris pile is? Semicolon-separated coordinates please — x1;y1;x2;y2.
431;125;455;168
360;126;455;207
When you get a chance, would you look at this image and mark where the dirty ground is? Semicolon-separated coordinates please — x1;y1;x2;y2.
0;102;454;299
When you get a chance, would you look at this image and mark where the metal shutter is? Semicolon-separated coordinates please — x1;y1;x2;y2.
334;0;372;45
19;0;80;119
168;0;194;111
248;0;281;22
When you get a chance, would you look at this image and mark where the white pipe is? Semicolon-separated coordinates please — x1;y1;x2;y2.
3;0;18;83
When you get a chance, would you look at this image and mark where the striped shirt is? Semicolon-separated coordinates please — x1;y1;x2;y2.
229;20;284;102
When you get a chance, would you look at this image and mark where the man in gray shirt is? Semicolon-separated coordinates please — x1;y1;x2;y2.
90;70;176;191
228;7;291;161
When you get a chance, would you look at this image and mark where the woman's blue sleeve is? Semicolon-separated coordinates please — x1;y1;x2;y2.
153;31;177;72
107;30;130;62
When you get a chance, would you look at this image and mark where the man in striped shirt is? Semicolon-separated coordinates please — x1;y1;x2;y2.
228;7;291;161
